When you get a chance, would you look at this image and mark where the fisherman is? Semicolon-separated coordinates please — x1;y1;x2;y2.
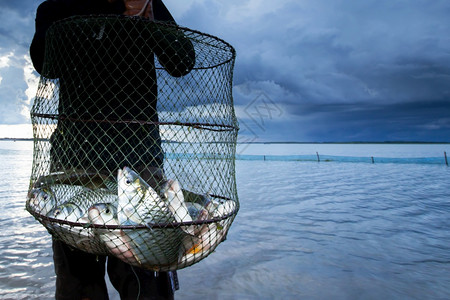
30;0;195;299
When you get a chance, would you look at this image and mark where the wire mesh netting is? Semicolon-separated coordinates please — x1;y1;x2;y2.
26;15;239;271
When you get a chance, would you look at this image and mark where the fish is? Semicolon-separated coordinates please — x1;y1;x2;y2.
27;184;86;215
28;171;117;217
70;188;118;213
47;202;87;223
204;199;236;234
27;188;56;216
178;222;228;268
161;179;194;235
117;167;201;267
88;202;141;265
117;166;170;226
209;199;236;218
123;225;187;269
38;186;118;255
178;199;237;267
88;202;117;225
186;202;208;220
46;201;96;253
183;189;211;207
116;166;239;268
60;189;118;255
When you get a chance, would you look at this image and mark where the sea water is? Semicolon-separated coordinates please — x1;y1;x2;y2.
0;141;449;299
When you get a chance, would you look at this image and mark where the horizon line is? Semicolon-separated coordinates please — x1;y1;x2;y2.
1;137;449;144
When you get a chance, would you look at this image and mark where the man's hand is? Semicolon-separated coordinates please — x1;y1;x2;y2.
123;0;154;19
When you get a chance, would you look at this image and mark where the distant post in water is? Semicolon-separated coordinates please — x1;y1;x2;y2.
316;152;320;162
371;156;374;164
445;151;448;166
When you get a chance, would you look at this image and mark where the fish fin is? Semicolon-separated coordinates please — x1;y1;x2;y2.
186;243;203;255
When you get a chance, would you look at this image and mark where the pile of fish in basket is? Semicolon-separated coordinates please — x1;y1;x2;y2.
27;167;237;271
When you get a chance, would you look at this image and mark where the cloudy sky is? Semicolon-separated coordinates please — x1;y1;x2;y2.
0;0;449;142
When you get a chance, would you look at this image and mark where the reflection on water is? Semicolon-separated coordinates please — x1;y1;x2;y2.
0;141;55;299
1;141;449;299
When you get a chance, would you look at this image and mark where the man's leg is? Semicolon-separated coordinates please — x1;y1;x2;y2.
107;256;175;300
53;239;109;300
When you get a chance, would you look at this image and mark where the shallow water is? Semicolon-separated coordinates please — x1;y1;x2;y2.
0;141;55;299
1;141;449;299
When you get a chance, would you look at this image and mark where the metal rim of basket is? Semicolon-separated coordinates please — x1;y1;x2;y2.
50;14;237;70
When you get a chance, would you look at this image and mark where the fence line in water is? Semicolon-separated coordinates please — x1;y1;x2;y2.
235;153;450;165
164;152;449;165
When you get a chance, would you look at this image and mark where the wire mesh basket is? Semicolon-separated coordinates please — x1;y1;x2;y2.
26;15;239;271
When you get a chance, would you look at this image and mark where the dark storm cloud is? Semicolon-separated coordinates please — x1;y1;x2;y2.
171;0;450;141
237;100;450;143
280;100;450;142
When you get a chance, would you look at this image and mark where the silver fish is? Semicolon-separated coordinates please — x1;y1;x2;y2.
27;184;86;215
186;202;207;220
42;186;118;254
117;167;201;268
88;203;141;265
178;199;237;267
46;201;97;253
117;166;170;226
161;179;195;235
208;199;237;218
88;202;117;225
178;221;228;267
70;189;118;213
47;202;86;223
123;226;186;268
27;188;56;216
63;189;119;255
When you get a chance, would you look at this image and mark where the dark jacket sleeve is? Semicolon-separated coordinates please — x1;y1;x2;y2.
30;1;70;74
30;0;125;75
153;0;175;24
153;0;196;77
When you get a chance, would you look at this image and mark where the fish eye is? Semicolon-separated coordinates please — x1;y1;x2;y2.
54;209;61;216
105;208;110;214
125;180;131;185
